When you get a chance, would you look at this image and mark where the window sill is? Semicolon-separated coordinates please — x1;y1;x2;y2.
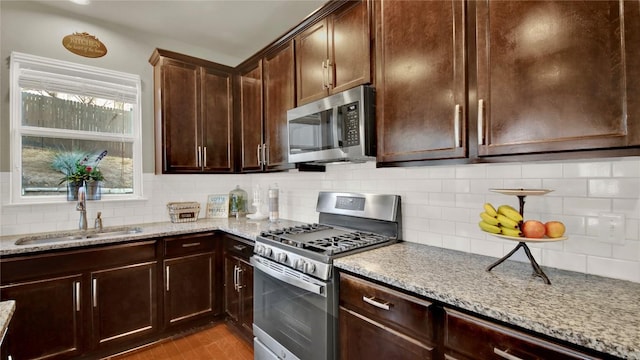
5;196;148;207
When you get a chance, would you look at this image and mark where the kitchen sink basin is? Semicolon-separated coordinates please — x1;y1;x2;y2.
14;227;144;246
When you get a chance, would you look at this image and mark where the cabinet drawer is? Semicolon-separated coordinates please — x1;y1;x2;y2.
339;272;434;344
443;308;599;360
223;235;254;260
164;232;216;258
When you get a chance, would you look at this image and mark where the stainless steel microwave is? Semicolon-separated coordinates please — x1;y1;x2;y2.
287;85;376;164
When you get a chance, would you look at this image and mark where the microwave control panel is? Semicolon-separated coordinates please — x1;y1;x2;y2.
340;102;360;147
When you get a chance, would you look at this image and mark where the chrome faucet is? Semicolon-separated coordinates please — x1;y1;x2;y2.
76;181;88;231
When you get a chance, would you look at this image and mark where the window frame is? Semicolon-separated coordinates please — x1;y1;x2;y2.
9;52;144;204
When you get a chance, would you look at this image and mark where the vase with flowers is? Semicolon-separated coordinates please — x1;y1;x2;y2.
52;150;107;201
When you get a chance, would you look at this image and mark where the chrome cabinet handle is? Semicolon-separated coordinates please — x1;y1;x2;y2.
494;348;524;360
237;267;244;291
203;146;207;167
264;144;270;165
166;265;170;292
477;99;485;145
233;244;246;251
326;59;333;88
233;265;239;291
92;278;97;308
181;242;201;248
257;144;262;166
197;146;202;167
74;281;81;312
321;60;328;89
454;104;462;148
362;296;391;310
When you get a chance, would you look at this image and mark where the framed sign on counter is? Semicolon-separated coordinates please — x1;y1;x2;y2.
206;194;229;218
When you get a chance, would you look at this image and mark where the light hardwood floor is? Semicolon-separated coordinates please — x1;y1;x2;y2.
109;323;253;360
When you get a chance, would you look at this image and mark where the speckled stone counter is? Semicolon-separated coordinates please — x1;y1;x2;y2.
334;242;640;359
0;300;16;344
0;218;303;256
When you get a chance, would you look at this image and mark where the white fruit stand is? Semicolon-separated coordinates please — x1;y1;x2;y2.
486;189;568;285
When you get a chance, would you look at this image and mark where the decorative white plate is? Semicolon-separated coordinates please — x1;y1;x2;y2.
491;233;568;243
489;188;553;196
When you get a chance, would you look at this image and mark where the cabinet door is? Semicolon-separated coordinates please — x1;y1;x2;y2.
263;42;296;171
238;259;254;336
160;59;201;172
239;62;265;172
201;66;234;173
476;0;640;156
223;255;240;322
164;252;216;326
329;0;371;94
339;307;434;360
376;0;467;163
296;20;330;105
0;275;83;360
91;262;157;348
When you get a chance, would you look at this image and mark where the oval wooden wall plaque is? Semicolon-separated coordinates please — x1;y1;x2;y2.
62;32;108;58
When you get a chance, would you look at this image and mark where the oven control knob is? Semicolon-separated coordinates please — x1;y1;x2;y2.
295;259;305;270
263;247;273;257
304;262;316;274
276;252;288;263
254;245;264;256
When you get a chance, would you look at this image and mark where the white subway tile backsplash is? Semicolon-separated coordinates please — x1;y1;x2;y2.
522;163;563;178
589;179;640;198
563;161;611;178
2;156;640;283
563;197;611;216
612;158;640;177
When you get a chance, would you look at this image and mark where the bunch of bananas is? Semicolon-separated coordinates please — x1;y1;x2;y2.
479;203;524;237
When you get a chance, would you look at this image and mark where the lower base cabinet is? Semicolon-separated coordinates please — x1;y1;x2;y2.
339;272;436;360
339;272;609;360
223;235;254;342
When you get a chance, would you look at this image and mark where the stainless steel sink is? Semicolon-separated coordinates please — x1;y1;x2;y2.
15;227;144;246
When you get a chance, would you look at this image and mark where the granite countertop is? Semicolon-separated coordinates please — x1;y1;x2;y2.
334;242;640;359
0;218;304;256
0;300;16;344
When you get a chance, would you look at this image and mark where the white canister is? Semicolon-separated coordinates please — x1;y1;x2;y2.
268;183;279;222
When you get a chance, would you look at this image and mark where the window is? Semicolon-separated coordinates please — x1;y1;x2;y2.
10;52;143;203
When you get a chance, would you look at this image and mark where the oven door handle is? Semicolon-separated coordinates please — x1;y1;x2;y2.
252;257;325;296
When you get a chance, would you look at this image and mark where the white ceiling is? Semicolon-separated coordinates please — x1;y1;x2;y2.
34;0;329;65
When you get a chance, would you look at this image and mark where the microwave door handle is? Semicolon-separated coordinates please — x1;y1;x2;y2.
333;107;342;149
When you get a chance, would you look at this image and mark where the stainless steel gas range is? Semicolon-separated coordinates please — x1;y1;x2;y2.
251;191;402;360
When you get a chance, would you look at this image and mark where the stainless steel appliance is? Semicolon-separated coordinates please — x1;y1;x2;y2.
287;85;376;164
251;191;401;360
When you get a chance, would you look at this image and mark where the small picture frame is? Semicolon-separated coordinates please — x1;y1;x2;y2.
206;194;229;218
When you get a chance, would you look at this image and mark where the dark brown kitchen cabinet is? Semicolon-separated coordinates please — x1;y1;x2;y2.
90;262;157;349
295;0;371;105
0;240;158;360
223;235;254;342
150;49;234;174
443;308;599;360
0;275;83;360
375;0;467;163
238;61;264;172
262;41;296;170
163;232;220;329
475;0;640;156
339;272;436;359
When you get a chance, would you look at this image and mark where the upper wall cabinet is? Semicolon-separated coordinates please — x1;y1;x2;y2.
295;0;371;105
150;49;234;174
476;0;640;156
376;0;467;163
263;41;297;171
238;61;264;172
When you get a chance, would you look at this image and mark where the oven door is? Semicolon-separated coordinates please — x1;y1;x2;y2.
252;255;336;360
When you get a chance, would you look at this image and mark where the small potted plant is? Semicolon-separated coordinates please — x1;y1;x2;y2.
52;150;107;201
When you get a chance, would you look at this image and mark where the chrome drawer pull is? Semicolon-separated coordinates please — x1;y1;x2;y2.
494;348;524;360
92;278;98;308
181;242;201;248
74;281;81;312
362;296;391;310
233;244;247;251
